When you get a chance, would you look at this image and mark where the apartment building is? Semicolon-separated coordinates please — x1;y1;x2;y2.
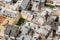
0;0;13;5
32;0;45;12
32;2;39;12
54;0;60;6
21;10;33;21
0;0;60;40
4;25;20;40
52;9;60;23
16;0;30;10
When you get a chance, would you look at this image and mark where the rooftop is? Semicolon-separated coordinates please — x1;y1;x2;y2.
4;25;20;37
0;16;5;23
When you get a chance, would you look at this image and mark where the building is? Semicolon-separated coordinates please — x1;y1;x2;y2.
20;0;30;10
54;0;60;6
0;0;5;6
56;26;60;35
32;2;39;12
4;4;19;11
36;25;52;40
1;17;20;26
4;25;20;40
52;9;60;23
0;25;6;40
32;0;45;12
21;10;33;21
15;0;30;10
0;0;13;4
0;6;21;24
0;16;5;24
4;0;13;4
1;7;20;18
16;0;24;6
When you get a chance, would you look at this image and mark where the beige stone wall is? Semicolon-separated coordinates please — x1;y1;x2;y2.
0;25;5;37
14;12;21;25
0;12;21;25
5;4;13;9
1;17;15;25
1;17;9;26
8;18;15;25
21;13;28;19
39;34;46;40
52;10;60;23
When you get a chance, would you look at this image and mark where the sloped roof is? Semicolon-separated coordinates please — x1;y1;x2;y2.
0;16;5;23
20;0;30;9
4;25;19;37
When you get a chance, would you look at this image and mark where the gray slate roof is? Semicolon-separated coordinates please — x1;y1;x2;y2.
4;25;20;37
20;0;30;9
